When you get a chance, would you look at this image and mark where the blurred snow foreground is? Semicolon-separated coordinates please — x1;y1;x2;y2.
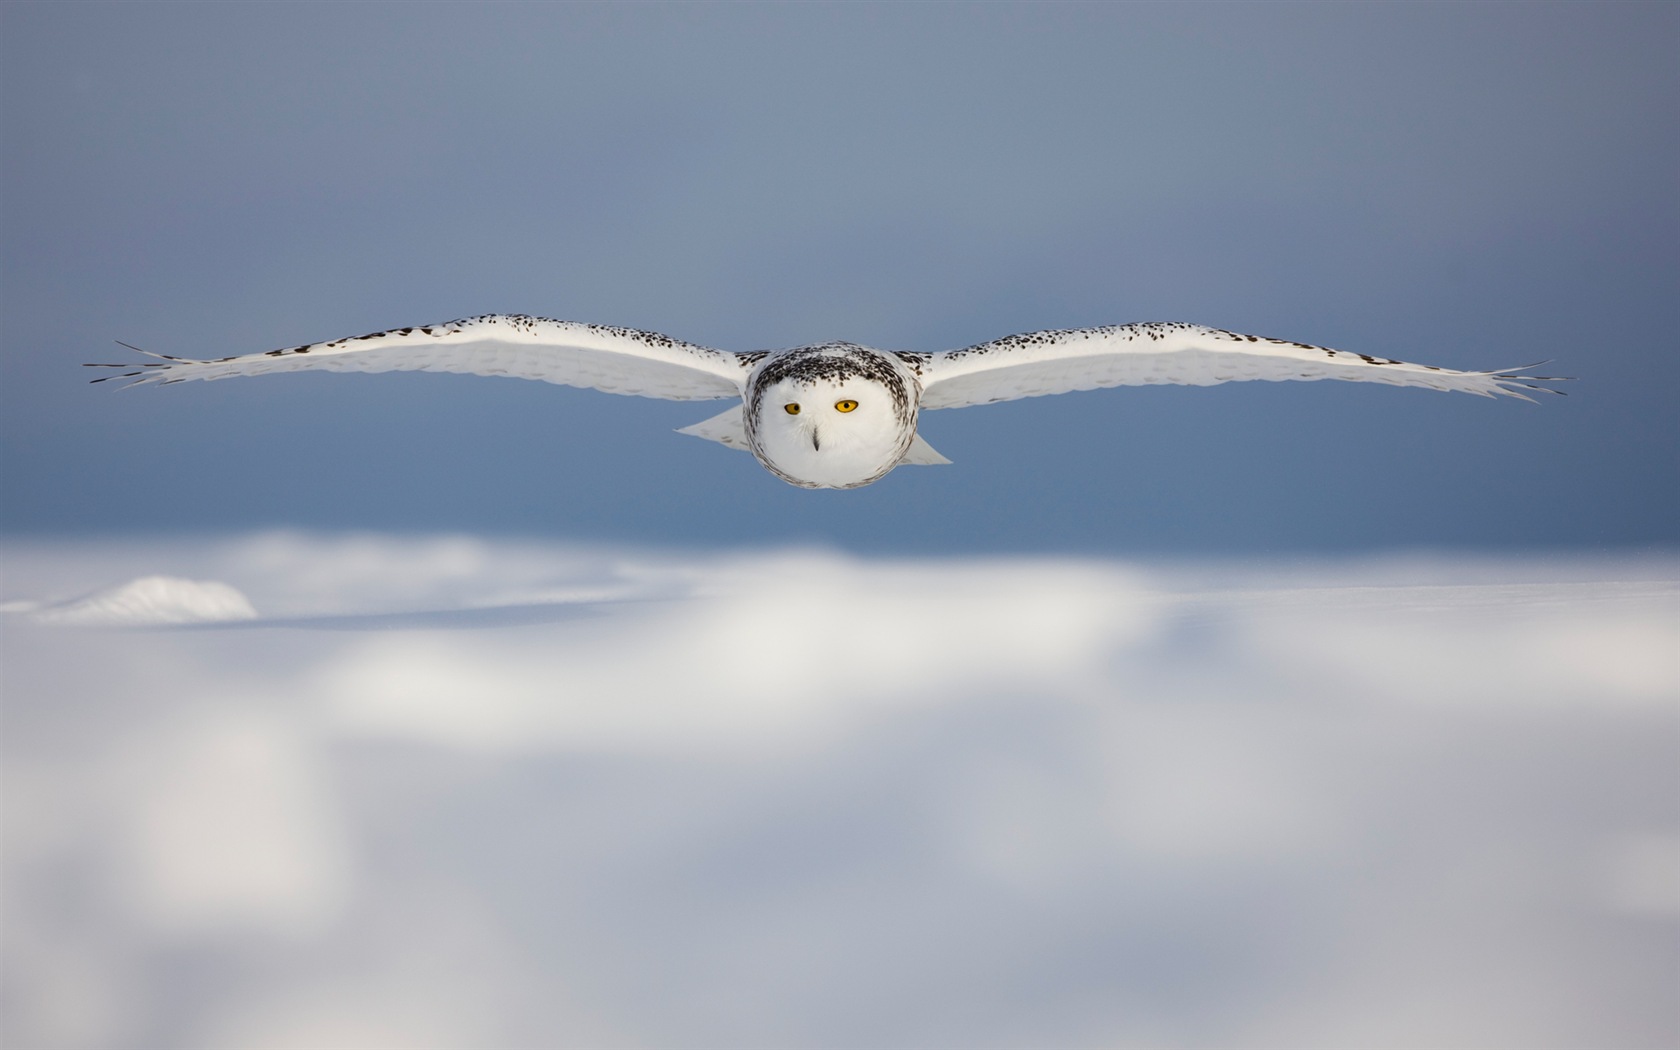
2;534;1676;1050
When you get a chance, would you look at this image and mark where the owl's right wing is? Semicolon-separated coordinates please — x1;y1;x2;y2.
90;314;751;401
915;323;1564;409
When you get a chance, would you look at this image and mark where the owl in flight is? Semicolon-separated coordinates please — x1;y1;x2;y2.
93;315;1560;489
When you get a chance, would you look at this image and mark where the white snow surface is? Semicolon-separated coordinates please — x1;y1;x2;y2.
2;532;1676;1049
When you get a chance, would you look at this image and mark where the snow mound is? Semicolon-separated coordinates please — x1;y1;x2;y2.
32;575;258;626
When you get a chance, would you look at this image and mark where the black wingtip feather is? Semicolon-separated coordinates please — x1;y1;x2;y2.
114;339;186;361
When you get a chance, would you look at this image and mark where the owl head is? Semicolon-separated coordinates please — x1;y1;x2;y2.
745;345;918;489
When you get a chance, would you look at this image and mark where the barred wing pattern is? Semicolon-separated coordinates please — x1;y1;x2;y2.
90;314;749;401
917;324;1562;410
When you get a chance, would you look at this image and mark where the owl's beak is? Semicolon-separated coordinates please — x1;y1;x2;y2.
811;426;821;451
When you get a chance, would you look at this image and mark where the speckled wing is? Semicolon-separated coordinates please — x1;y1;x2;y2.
91;314;749;401
916;323;1563;410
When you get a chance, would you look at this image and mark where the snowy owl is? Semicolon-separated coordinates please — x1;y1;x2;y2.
93;316;1562;489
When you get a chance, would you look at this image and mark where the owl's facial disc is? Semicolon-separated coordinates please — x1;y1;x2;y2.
752;377;910;488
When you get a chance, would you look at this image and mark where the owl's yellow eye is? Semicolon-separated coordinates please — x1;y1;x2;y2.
784;403;800;415
835;399;858;413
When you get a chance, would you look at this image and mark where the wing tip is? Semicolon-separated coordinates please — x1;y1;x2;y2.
87;355;172;387
1485;364;1572;403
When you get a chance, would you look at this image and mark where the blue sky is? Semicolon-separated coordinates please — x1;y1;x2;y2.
2;2;1675;553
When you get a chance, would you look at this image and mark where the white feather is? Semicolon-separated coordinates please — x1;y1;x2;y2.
902;434;952;465
676;405;752;450
94;314;748;401
915;323;1561;409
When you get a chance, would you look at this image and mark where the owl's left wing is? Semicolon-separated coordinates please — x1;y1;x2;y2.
90;314;749;401
915;323;1564;410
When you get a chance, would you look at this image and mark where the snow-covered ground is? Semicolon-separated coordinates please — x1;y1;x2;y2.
3;533;1676;1049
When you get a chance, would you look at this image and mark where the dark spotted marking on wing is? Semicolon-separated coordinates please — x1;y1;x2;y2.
275;315;728;364
947;323;1417;368
945;321;1231;359
893;351;929;376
